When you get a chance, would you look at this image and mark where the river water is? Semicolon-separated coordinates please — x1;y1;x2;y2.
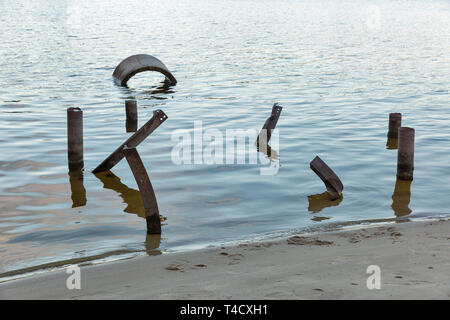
0;0;449;276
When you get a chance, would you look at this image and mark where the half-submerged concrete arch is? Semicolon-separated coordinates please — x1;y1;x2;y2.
113;54;177;87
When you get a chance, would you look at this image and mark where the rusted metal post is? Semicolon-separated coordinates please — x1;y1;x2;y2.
256;103;282;148
123;146;161;234
386;113;401;149
67;107;84;171
387;113;402;139
125;100;138;132
397;127;415;181
310;156;343;200
92;109;168;173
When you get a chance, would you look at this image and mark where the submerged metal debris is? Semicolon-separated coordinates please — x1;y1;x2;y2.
310;156;343;200
92;109;167;173
256;103;282;148
123;146;161;234
113;54;177;87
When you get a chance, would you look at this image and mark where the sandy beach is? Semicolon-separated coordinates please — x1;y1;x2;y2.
0;219;448;300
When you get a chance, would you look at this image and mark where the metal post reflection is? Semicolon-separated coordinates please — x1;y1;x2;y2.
69;170;86;208
386;137;398;150
95;170;168;227
95;171;145;218
145;233;162;256
307;191;342;214
391;179;412;217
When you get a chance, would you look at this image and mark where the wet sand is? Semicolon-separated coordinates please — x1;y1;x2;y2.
0;219;448;299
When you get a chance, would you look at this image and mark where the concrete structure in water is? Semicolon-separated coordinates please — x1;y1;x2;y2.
113;54;177;87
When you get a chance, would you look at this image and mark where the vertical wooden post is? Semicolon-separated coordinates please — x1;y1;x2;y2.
123;146;161;234
67;107;84;171
125;100;138;132
397;127;415;181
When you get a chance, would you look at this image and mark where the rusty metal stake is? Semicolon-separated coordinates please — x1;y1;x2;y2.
256;103;282;147
125;100;138;132
386;113;402;149
67;107;84;171
92;109;168;173
387;113;402;139
123;146;161;234
397;127;415;181
310;156;343;200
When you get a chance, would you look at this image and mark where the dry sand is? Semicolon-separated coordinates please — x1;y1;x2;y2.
0;219;448;299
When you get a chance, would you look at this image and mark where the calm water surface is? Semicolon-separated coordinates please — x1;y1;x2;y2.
0;0;449;275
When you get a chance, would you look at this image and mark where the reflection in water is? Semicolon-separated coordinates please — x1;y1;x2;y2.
95;171;145;218
308;192;343;214
392;179;412;217
0;159;55;172
311;216;330;222
145;233;162;255
69;170;86;208
386;138;398;150
73;170;164;255
95;171;167;225
96;171;163;254
124;82;175;100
